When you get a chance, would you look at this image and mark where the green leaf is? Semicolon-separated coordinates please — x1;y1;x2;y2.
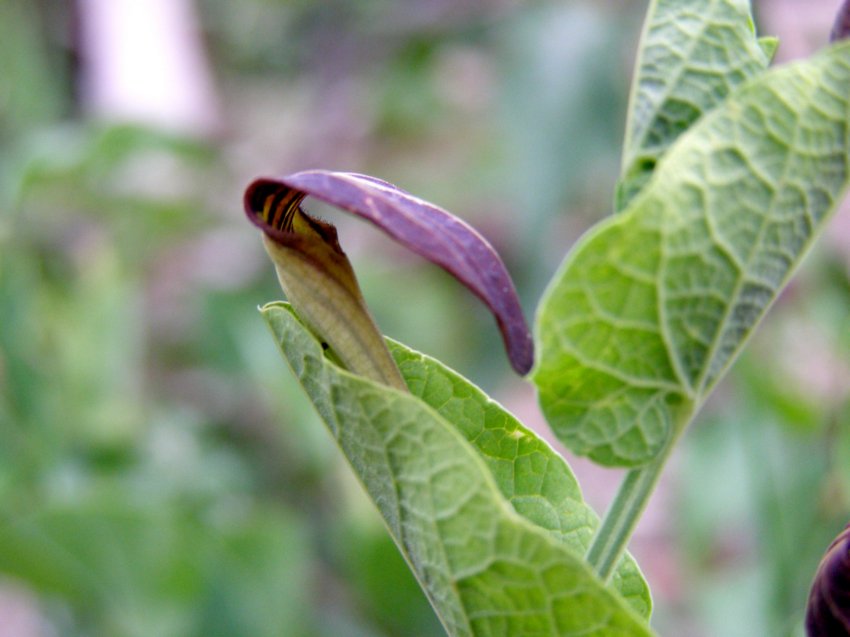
534;42;850;467
262;302;655;637
0;498;311;637
388;339;651;618
758;36;780;61
616;0;773;211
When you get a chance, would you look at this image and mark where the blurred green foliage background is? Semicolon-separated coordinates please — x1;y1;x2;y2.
0;1;848;636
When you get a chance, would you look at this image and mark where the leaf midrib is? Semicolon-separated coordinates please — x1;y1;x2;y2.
690;82;802;397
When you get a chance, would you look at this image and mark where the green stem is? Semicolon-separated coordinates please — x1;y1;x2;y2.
585;449;670;583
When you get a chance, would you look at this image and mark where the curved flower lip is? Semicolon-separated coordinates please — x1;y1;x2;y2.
244;169;534;375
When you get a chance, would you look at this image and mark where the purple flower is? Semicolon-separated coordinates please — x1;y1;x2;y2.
244;170;533;378
806;523;850;636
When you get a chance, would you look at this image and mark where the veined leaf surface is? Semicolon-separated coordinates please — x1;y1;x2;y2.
263;303;654;636
535;43;850;467
389;339;651;618
616;0;773;210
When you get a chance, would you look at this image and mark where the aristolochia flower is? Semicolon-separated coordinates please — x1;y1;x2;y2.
806;523;850;637
244;170;533;385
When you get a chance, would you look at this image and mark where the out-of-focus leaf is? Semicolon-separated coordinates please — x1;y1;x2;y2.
245;171;533;375
0;0;65;135
615;0;772;211
534;43;850;467
0;498;311;637
336;521;447;636
494;3;629;262
262;302;654;636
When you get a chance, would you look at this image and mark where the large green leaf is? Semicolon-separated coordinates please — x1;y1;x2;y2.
615;0;774;211
263;303;654;637
534;42;850;467
388;339;651;618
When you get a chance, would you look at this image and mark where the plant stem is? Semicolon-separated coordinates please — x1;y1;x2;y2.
585;450;669;583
